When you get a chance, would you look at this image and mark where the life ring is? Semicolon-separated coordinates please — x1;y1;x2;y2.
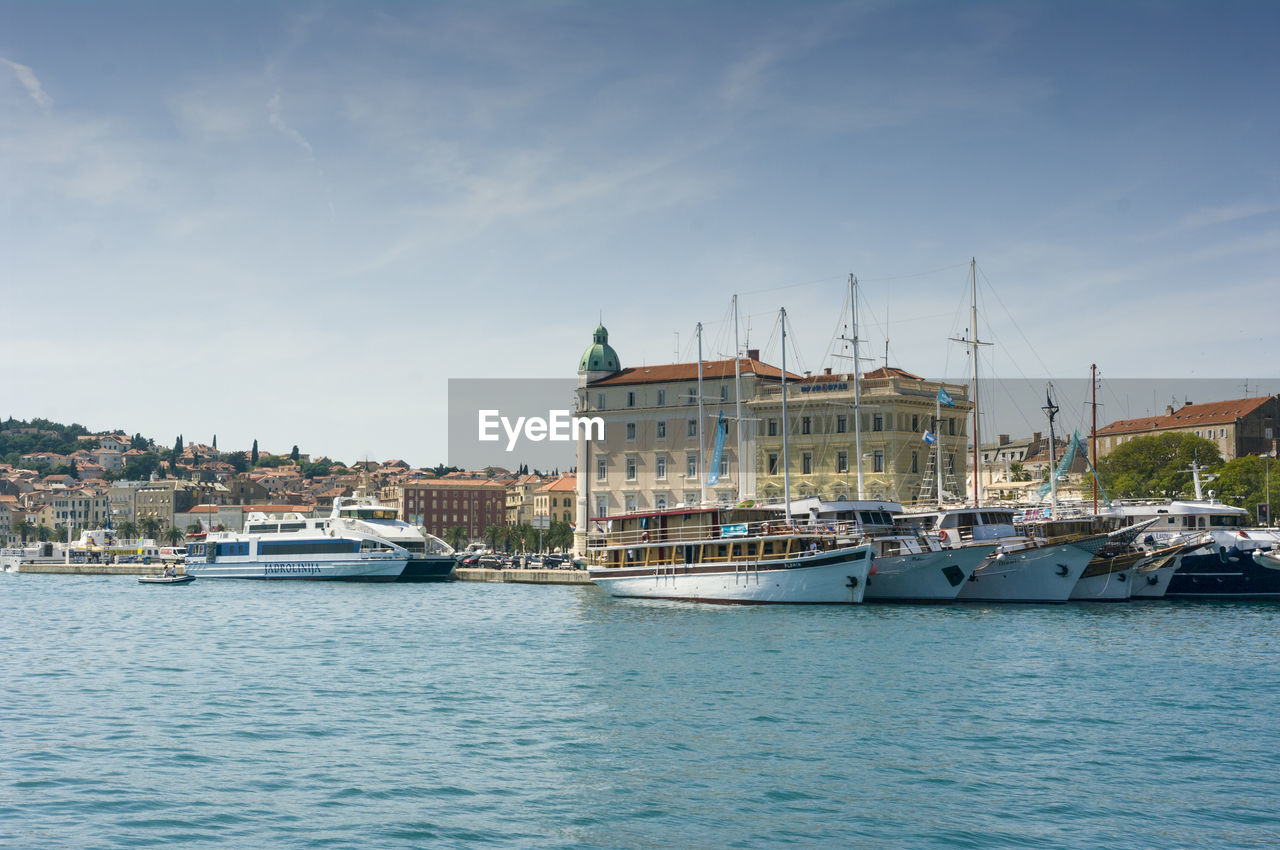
760;522;771;535
937;529;949;543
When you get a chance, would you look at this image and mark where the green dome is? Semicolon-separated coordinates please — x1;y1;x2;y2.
578;324;621;373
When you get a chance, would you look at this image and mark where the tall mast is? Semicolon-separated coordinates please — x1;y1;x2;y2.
850;275;865;500
969;258;981;506
697;322;707;505
1091;363;1098;514
781;308;792;526
734;295;744;503
936;389;944;508
1043;382;1060;519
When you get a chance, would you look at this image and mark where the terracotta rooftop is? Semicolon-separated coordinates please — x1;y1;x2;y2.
588;357;799;387
536;473;577;493
1097;396;1274;436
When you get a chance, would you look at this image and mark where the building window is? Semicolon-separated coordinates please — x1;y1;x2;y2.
624;494;637;512
684;491;698;505
801;417;811;435
720;454;729;477
948;418;956;436
768;453;779;475
768;419;778;437
596;392;606;410
872;414;883;432
837;451;848;473
657;389;666;406
627;391;635;407
597;457;607;481
911;452;919;473
687;387;697;404
595;496;607;517
873;451;884;472
912;414;919;431
656;421;666;439
625;455;637;480
947;453;955;474
836;415;847;434
688;419;697;437
802;453;812;474
720;385;729;401
687;454;697;480
626;422;636;441
1219;428;1226;438
655;493;668;510
656;455;667;479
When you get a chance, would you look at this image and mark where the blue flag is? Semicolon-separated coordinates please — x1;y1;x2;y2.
922;430;937;445
706;411;727;486
937;387;955;407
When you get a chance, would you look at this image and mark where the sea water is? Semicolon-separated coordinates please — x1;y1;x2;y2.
2;576;1279;848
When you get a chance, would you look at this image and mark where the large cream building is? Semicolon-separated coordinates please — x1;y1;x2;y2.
748;367;973;505
572;325;788;537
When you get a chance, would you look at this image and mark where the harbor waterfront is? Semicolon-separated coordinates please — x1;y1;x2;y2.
3;575;1280;848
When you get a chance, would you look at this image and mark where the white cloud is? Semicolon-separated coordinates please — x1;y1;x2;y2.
2;57;53;113
267;91;315;156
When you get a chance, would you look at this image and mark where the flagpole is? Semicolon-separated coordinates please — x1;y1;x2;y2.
936;391;943;508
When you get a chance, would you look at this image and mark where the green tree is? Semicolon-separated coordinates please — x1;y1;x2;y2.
116;520;139;541
1009;462;1031;482
510;523;535;553
36;523;53;542
14;519;33;544
251;439;259;466
1097;433;1223;499
164;526;185;546
123;452;161;481
1211;455;1280;523
483;525;508;551
444;525;469;550
226;451;249;473
174;435;184;456
547;520;574;552
290;445;300;462
139;517;162;541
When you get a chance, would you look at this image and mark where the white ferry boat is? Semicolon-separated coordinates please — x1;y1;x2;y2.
185;512;410;581
329;496;455;581
586;506;873;604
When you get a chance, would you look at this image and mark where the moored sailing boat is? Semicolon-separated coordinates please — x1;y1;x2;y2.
586;308;874;604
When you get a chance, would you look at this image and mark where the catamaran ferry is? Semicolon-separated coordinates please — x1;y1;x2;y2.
329;496;456;581
185;511;410;581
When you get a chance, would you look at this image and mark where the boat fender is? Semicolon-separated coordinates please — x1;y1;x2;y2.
1055;564;1069;577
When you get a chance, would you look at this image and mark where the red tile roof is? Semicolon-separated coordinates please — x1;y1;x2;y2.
1097;396;1274;436
588;358;798;387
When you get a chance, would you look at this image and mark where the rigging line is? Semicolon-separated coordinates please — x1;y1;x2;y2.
975;263;1054;378
736;273;846;296
860;261;971;282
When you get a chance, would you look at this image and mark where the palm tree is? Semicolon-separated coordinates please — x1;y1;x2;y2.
483;525;507;551
116;520;139;541
547;520;574;552
14;519;33;544
164;526;185;546
444;525;469;550
139;517;162;541
36;523;53;542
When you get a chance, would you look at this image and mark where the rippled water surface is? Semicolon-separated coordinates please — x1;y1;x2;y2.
3;575;1280;848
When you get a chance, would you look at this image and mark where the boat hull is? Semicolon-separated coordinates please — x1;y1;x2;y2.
185;557;407;581
395;556;457;582
589;545;873;604
1131;562;1178;598
956;536;1106;603
1070;568;1134;601
138;574;195;585
864;544;998;602
1164;546;1280;598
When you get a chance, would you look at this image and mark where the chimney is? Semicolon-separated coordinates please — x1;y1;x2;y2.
747;348;759;361
1165;405;1174;416
998;434;1010;446
804;371;812;378
824;367;832;375
1033;431;1042;444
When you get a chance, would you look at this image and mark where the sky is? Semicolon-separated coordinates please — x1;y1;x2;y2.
2;1;1278;468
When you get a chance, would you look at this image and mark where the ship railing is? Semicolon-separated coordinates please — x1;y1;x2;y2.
585;518;866;550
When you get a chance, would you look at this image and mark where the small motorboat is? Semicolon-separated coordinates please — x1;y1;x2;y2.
137;573;195;585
